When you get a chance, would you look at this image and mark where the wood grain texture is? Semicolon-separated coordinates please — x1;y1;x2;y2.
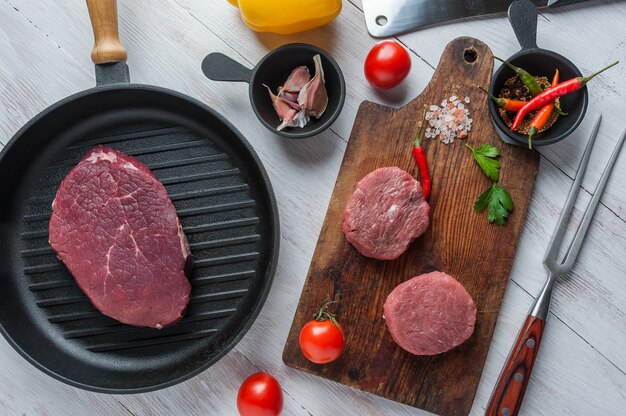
86;0;127;64
0;1;625;415
486;315;545;416
282;37;540;416
382;0;626;220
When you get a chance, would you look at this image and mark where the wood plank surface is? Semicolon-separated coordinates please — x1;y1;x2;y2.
0;1;624;415
282;37;540;416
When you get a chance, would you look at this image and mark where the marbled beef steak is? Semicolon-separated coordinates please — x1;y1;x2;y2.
49;145;192;329
343;167;430;260
384;272;476;355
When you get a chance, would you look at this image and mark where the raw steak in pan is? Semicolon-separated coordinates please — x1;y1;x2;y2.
343;167;429;260
384;272;476;355
49;145;192;329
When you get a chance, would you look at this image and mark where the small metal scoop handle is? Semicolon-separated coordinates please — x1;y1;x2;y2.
487;114;626;416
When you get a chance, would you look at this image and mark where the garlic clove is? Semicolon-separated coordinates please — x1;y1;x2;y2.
264;84;309;131
278;89;300;105
264;84;300;123
277;109;310;131
279;66;311;94
298;54;328;119
276;108;298;131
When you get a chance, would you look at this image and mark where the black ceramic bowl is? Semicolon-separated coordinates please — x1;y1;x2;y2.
488;0;588;147
202;44;346;139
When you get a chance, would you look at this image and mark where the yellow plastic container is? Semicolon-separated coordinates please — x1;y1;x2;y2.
228;0;342;35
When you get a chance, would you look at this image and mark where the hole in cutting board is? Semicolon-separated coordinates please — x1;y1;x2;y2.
464;48;478;63
375;15;388;26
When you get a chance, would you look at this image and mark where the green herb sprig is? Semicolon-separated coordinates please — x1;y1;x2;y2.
466;143;514;225
465;144;501;181
473;183;514;225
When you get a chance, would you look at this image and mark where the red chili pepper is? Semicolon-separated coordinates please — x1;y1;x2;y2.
526;70;560;149
527;70;561;149
413;108;431;200
511;61;619;132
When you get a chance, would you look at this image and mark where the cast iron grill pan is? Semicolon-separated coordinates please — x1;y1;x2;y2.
0;86;279;392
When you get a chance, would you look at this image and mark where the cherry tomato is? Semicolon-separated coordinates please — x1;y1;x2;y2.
237;372;283;416
299;302;344;364
364;40;411;89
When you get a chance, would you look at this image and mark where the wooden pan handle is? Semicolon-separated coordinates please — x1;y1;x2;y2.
86;0;127;64
486;315;545;416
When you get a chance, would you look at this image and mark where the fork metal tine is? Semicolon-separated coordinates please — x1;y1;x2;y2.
544;114;602;267
559;126;626;271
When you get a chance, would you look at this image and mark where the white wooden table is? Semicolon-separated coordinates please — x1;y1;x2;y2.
1;1;625;415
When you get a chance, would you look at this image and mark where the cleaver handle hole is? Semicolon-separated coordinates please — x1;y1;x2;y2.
375;15;388;26
464;48;478;64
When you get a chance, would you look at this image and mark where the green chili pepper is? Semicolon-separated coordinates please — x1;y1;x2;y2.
494;56;568;116
495;56;543;95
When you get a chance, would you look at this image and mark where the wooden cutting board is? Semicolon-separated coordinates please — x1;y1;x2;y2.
282;37;540;416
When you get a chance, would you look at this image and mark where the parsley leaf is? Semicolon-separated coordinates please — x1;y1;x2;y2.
465;143;501;181
474;183;514;225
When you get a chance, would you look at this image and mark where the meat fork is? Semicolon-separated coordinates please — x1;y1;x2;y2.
486;114;626;416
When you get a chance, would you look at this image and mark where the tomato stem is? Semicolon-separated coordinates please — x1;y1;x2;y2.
314;300;339;327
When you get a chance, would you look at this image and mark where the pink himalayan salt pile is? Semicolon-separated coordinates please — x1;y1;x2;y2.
424;95;472;144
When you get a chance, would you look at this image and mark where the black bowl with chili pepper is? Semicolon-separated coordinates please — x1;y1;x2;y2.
488;55;588;147
487;0;588;147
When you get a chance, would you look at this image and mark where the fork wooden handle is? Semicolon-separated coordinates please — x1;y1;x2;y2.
486;315;545;416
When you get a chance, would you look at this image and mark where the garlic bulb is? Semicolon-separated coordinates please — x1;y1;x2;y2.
262;54;331;132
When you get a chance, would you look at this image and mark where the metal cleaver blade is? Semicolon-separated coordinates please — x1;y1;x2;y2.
362;0;589;37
